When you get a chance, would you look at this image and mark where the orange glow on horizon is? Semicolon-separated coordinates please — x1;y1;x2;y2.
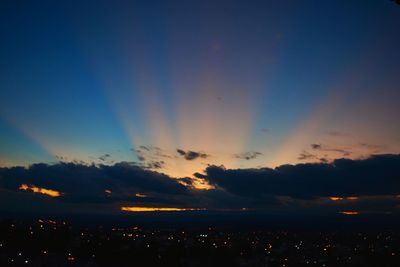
121;206;206;212
339;211;360;215
19;184;61;197
330;196;359;201
177;177;214;190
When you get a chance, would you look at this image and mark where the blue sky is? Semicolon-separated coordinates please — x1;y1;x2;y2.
1;0;399;178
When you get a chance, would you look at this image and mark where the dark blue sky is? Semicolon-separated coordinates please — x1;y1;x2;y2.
1;0;399;173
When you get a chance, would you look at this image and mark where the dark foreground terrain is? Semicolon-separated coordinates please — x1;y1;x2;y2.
1;218;400;267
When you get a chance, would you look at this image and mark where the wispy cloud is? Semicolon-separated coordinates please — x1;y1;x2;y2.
234;151;263;160
177;149;209;161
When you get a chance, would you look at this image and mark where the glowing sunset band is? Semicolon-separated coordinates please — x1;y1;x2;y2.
339;211;360;215
121;207;206;212
19;184;61;197
329;196;359;201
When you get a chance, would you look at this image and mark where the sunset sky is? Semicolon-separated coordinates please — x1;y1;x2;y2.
0;0;399;216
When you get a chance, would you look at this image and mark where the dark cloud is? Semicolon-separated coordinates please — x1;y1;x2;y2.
309;143;351;156
359;143;386;152
298;151;317;160
177;149;186;156
234;151;263;160
98;153;111;162
55;155;66;161
319;157;329;163
0;155;399;215
193;172;207;179
0;162;188;205
178;177;195;187
139;145;150;151
202;154;400;199
159;154;173;159
176;149;208;160
137;155;146;161
311;144;322;150
134;148;147;162
328;195;400;212
133;146;174;168
145;161;165;169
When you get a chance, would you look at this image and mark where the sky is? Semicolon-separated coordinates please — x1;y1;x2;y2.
0;0;399;216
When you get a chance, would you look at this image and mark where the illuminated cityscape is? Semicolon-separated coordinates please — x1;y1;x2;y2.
1;219;400;266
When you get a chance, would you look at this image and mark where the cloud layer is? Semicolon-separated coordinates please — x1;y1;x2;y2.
0;162;187;205
0;154;399;215
202;154;400;199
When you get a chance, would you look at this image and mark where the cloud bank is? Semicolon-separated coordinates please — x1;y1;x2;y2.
202;154;400;199
0;154;399;215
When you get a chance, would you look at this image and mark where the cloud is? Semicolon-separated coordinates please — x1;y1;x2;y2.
133;145;174;168
139;145;150;151
177;149;186;156
98;153;111;161
311;144;322;150
97;154;114;164
319;157;329;163
137;155;146;161
178;177;195;186
0;155;399;215
359;143;386;152
309;143;351;156
298;151;317;160
145;160;165;169
0;162;188;205
234;151;263;160
193;172;207;179
134;148;146;162
201;154;400;199
176;149;209;160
